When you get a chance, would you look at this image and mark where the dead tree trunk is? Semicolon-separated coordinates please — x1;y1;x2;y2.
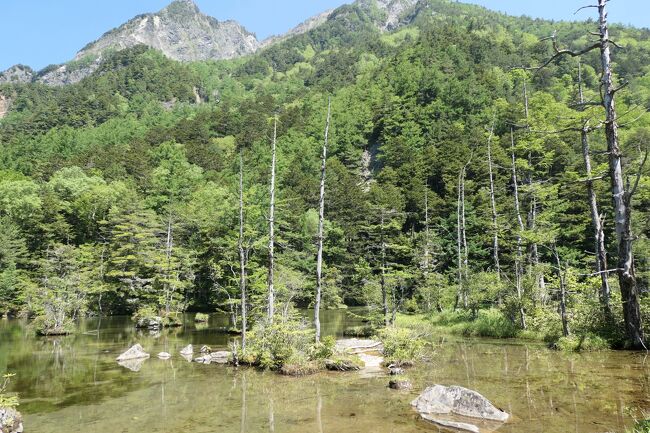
577;60;611;317
553;245;570;337
267;116;277;323
511;128;527;329
597;0;644;348
380;210;389;326
238;151;247;351
486;124;501;275
315;98;331;343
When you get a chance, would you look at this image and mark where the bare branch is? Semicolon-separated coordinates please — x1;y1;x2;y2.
629;145;649;200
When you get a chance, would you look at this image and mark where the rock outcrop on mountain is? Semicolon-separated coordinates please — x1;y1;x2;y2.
76;0;259;63
0;0;429;87
0;65;34;85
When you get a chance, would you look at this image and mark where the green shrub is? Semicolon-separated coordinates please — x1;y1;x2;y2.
239;317;313;369
325;354;363;371
195;312;209;323
343;325;376;337
279;352;321;376
32;314;74;336
378;327;426;367
0;374;18;409
554;334;610;352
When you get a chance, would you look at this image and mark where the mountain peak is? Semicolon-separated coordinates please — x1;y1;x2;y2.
162;0;200;16
75;0;259;63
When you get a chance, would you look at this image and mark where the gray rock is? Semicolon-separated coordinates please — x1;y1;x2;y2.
0;95;12;119
210;351;231;364
194;350;230;365
421;414;480;433
200;345;212;354
179;344;193;356
0;65;33;85
116;344;150;362
135;316;163;330
117;357;147;372
76;0;258;63
389;367;405;375
389;379;412;390
411;385;509;422
0;407;23;433
157;352;172;360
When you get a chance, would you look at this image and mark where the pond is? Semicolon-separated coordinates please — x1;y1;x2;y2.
1;310;648;433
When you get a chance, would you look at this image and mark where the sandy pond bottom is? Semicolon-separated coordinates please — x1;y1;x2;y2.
1;312;648;433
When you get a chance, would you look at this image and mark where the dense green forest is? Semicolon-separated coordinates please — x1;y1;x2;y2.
1;0;649;349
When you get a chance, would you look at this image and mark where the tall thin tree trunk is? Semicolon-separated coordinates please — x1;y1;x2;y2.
523;80;546;297
315;98;331;343
597;0;644;348
238;151;247;351
423;188;430;273
456;170;464;310
380;210;388;326
511;128;527;329
486;124;501;275
553;245;570;337
267;116;277;323
165;212;173;315
577;60;611;317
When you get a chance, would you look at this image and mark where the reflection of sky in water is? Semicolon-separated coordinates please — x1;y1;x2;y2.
0;311;648;433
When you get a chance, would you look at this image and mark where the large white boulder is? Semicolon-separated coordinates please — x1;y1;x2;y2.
412;385;509;429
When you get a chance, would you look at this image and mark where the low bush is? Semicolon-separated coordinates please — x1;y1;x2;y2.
378;327;426;367
554;334;610;352
195;313;209;323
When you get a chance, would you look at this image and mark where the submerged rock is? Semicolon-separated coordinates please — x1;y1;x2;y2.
135;316;163;330
411;385;509;422
117;357;147;372
180;344;193;356
116;344;150;362
0;407;23;433
157;352;172;360
389;379;413;390
420;415;481;433
194;351;230;365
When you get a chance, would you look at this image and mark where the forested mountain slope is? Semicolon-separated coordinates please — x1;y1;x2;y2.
1;0;649;347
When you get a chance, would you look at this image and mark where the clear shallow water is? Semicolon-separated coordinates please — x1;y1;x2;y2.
1;311;648;433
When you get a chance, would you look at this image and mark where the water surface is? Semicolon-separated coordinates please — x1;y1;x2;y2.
1;311;648;433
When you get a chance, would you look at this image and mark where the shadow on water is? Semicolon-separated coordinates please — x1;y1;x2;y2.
0;310;648;433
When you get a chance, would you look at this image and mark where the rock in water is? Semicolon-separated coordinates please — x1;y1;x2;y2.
180;344;194;356
389;379;413;390
0;407;23;433
389;367;405;375
411;385;509;422
200;345;212;354
157;352;172;360
116;344;150;361
210;351;231;364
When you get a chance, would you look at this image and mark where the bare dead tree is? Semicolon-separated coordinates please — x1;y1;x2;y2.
536;0;644;347
511;128;527;329
552;244;571;337
238;151;248;351
314;97;331;343
486;122;501;275
267;116;277;323
577;59;612;317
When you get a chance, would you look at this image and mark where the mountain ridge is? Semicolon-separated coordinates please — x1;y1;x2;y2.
0;0;429;86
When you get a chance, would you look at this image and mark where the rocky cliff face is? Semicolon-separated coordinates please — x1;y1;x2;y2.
0;94;12;119
358;0;422;31
0;65;34;85
0;0;427;87
76;0;259;62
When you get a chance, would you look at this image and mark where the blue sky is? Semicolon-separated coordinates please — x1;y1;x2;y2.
1;0;648;72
